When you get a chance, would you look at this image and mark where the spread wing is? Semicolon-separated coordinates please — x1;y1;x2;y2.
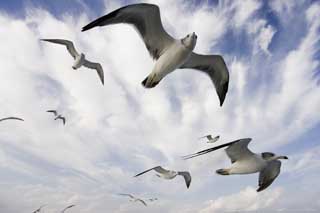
61;204;75;213
257;160;281;192
180;53;229;106
182;138;252;160
0;117;24;122
178;171;192;188
225;138;254;163
83;60;104;85
47;110;58;116
137;199;147;206
134;166;169;177
41;39;79;59
82;3;175;60
118;193;135;199
55;116;66;125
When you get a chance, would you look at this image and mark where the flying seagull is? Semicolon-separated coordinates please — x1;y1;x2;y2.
134;166;191;188
61;204;75;213
82;3;229;106
0;117;24;122
118;193;147;206
183;138;288;192
47;110;66;125
41;39;104;85
199;135;220;143
32;205;46;213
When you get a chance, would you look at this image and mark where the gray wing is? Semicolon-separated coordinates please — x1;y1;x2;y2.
180;53;229;106
82;3;175;60
0;117;24;122
83;60;104;85
32;205;46;213
182;138;251;160
55;116;66;125
118;193;135;199
178;171;192;188
257;160;281;192
134;166;169;177
137;199;147;206
41;39;79;59
47;110;58;116
225;138;254;163
61;205;75;213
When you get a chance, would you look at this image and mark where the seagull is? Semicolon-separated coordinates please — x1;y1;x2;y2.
148;198;158;202
82;3;229;106
134;166;191;188
199;135;220;143
0;116;24;122
183;138;288;192
47;110;66;125
32;205;46;213
61;204;75;213
118;193;147;206
41;39;104;85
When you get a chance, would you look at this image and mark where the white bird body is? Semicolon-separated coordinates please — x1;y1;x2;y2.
229;154;267;175
156;170;178;179
147;37;195;86
72;53;85;69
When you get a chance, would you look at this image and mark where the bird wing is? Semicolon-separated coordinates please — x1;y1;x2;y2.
180;53;229;106
82;3;175;60
198;135;211;140
56;116;66;125
137;199;147;206
257;160;281;192
118;193;135;199
61;204;75;212
182;138;252;160
225;138;254;163
41;39;79;59
83;59;104;85
134;166;169;177
178;171;192;188
46;110;58;116
0;117;24;122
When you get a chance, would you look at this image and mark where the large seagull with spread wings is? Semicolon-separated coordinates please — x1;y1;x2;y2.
82;3;229;106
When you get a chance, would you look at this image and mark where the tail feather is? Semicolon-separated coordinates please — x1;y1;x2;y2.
216;169;230;175
141;75;160;88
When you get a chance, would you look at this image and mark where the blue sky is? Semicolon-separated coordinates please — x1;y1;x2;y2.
0;0;320;212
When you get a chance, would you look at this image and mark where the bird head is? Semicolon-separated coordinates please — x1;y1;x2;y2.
181;32;197;50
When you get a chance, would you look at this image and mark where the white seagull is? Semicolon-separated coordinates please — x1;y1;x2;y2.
183;138;288;192
47;110;66;125
134;166;191;188
118;193;147;206
0;116;24;122
199;134;220;143
82;3;229;106
41;39;104;85
61;204;75;213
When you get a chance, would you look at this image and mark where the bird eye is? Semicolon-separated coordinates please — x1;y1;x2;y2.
195;35;197;39
187;35;189;38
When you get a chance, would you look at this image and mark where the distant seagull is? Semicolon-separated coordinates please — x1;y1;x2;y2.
199;135;220;143
41;39;104;85
32;205;46;213
183;138;288;192
118;193;147;206
148;198;158;202
134;166;191;188
61;204;75;213
0;116;24;122
82;3;229;106
47;110;66;125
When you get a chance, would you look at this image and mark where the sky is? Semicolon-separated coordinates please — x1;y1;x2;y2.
0;0;319;212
